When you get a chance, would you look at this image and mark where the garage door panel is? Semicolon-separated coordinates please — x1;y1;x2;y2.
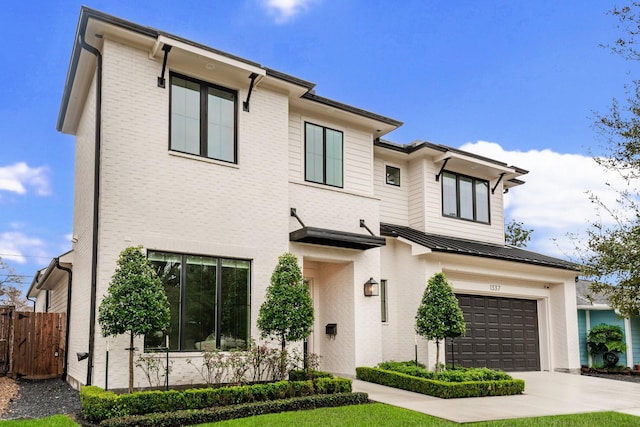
447;294;540;371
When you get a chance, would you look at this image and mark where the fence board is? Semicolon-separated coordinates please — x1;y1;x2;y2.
0;306;14;374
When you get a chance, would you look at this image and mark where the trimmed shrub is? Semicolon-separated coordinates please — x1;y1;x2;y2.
376;361;512;382
289;369;334;381
82;377;353;422
356;367;524;399
100;393;370;427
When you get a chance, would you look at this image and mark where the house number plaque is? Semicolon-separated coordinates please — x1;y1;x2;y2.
489;284;501;291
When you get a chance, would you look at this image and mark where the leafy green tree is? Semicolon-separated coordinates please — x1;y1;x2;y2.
257;252;314;378
579;3;640;318
98;246;170;393
505;219;533;248
415;273;465;372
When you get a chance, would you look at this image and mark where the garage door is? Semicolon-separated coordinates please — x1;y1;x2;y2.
445;294;540;371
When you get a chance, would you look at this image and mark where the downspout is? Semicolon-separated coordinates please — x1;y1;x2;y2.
54;258;73;381
79;32;102;386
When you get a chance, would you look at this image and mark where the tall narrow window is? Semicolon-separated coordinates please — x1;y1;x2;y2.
170;73;237;163
145;251;250;352
305;122;343;187
441;171;490;223
380;279;388;323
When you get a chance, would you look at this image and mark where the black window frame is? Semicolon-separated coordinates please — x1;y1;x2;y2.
380;279;388;322
169;72;238;164
304;122;344;188
441;171;491;224
385;165;401;186
144;250;251;352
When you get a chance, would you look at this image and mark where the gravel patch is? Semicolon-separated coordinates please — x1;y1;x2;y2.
0;377;81;420
582;372;640;384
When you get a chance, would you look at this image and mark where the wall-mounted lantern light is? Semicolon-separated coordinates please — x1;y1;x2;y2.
364;277;379;297
77;352;89;362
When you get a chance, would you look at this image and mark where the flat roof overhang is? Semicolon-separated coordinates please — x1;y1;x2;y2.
290;226;386;250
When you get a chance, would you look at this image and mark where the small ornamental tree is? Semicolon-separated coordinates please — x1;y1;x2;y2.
587;323;626;367
257;252;314;378
98;246;170;393
415;273;466;372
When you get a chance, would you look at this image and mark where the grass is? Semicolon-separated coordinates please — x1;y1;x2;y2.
0;415;78;426
194;403;640;426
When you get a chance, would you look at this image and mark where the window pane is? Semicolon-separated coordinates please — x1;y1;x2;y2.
305;123;324;183
325;129;343;187
219;259;250;350
381;280;388;323
386;166;400;186
171;77;200;155
442;172;458;217
207;87;235;162
476;180;490;223
459;176;474;220
146;252;182;350
185;256;217;351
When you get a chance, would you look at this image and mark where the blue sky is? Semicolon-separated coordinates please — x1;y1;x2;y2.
0;1;636;295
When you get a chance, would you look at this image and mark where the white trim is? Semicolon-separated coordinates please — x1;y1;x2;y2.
625;317;633;368
586;310;592;367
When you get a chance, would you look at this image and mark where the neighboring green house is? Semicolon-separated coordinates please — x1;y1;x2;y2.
576;280;640;368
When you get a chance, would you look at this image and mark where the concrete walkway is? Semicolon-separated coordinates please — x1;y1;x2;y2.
352;371;640;423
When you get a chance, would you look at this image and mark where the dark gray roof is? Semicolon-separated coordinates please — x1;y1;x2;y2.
575;280;609;306
58;7;401;131
380;223;579;271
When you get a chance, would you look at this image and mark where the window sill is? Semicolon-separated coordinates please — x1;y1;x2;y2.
289;179;379;201
169;150;240;169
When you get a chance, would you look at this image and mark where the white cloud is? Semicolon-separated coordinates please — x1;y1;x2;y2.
0;162;51;197
261;0;316;23
460;141;627;258
0;231;46;264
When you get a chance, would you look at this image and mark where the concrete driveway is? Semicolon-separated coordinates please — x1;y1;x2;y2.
352;371;640;423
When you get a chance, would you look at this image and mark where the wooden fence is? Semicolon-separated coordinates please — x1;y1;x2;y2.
0;307;66;379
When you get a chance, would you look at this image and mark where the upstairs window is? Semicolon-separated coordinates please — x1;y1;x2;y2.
305;122;343;187
386;166;400;186
442;171;490;223
170;73;237;163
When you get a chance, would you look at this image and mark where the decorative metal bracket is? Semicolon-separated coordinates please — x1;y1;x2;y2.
157;44;172;88
360;219;375;236
290;208;306;228
491;173;506;194
435;158;450;182
243;73;259;112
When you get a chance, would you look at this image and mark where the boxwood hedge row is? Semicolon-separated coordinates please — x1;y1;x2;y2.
356;366;524;398
81;377;352;422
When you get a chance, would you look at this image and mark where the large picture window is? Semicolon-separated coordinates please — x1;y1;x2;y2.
170;73;237;163
144;251;250;352
305;122;343;187
442;171;490;223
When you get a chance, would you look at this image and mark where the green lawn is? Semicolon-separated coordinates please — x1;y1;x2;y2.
1;404;637;426
0;415;78;427
196;403;640;427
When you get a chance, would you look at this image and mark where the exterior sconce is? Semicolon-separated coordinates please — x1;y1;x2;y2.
364;277;379;297
77;352;89;361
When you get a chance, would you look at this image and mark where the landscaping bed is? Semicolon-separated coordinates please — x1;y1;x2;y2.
81;374;367;426
356;362;524;398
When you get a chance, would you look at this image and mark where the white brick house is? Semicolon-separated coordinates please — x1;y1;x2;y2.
31;7;580;390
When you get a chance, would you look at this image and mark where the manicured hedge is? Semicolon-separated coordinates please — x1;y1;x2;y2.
356;367;524;399
100;393;370;427
82;377;352;422
376;361;512;382
289;369;334;381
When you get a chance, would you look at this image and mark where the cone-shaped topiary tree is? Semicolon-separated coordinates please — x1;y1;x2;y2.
415;272;466;372
257;252;314;378
98;246;170;392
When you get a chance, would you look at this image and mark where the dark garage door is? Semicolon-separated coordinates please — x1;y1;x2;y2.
446;294;540;371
